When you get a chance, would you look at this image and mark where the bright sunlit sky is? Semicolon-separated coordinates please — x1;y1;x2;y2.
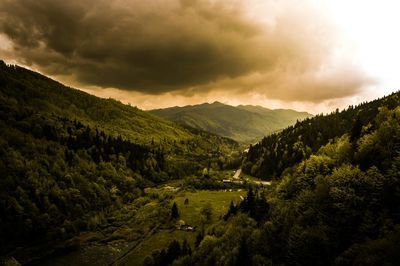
243;0;400;112
325;0;400;95
0;0;399;114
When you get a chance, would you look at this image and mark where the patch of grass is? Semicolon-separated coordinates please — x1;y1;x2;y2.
119;190;245;265
173;190;245;226
120;230;195;266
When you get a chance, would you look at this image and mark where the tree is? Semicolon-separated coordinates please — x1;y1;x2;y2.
236;237;250;266
224;200;237;220
350;116;363;141
181;239;192;256
165;240;181;265
171;202;179;220
195;230;204;247
240;187;255;214
200;203;213;224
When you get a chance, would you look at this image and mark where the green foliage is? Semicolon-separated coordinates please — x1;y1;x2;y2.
179;93;400;265
147;239;192;266
182;170;249;190
171;202;179;220
173;214;257;266
0;114;155;252
2;61;400;265
235;236;250;266
0;61;238;177
244;92;400;179
0;62;238;257
355;106;400;170
224;200;238;221
171;190;246;228
318;135;352;164
230;187;269;224
200;203;213;224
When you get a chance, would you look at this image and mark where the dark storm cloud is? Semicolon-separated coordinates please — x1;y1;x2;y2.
0;0;267;91
0;0;373;102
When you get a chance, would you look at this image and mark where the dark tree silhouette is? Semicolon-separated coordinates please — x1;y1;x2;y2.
171;202;179;219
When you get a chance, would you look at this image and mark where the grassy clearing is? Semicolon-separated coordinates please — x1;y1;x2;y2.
173;190;246;225
120;229;195;266
120;189;246;265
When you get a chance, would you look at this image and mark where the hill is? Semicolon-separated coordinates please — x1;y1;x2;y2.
0;61;238;260
149;102;312;143
0;62;215;145
173;92;400;266
0;61;238;172
243;91;400;179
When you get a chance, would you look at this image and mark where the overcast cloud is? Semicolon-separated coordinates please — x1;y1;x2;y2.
0;0;374;104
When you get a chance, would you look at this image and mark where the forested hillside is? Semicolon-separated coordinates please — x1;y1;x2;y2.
150;102;311;143
0;61;231;145
169;93;400;265
243;91;400;179
2;59;400;265
0;61;237;259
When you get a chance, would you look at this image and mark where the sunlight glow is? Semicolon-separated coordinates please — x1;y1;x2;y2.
324;0;400;96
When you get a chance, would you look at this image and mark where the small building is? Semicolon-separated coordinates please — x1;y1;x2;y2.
176;221;196;231
233;169;242;179
163;185;179;192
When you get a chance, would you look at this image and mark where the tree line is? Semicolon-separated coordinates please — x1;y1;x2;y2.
243;91;400;180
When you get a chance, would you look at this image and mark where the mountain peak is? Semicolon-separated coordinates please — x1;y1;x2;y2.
211;101;225;105
150;102;312;143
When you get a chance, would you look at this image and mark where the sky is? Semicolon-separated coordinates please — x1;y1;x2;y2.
0;0;399;114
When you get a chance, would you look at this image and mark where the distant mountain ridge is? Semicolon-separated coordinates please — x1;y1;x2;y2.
150;102;312;143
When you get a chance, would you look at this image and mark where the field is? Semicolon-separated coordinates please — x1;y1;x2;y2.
119;189;246;265
173;190;246;225
36;189;247;266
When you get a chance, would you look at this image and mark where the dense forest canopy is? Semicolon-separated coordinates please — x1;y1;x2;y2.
171;93;400;265
243;91;400;180
0;61;238;259
1;60;400;265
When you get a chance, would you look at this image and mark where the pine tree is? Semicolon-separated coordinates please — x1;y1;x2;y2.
181;239;192;256
224;200;237;220
236;237;250;266
171;202;179;219
195;230;204;247
165;240;181;265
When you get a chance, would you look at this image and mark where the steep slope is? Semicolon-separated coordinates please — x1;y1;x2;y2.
243;91;400;179
150;102;312;143
0;61;237;259
0;61;236;152
0;62;193;144
237;105;311;130
177;94;400;266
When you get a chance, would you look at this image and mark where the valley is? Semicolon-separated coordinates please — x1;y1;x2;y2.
1;62;400;265
2;1;400;265
0;62;259;265
32;177;261;266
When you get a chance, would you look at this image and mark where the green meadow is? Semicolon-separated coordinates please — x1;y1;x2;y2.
173;190;246;225
119;189;246;265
